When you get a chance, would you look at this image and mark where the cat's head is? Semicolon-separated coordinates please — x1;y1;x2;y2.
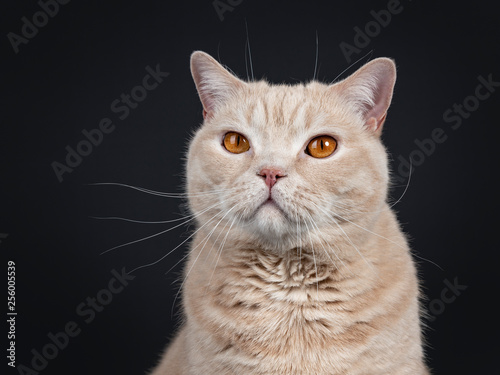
186;51;396;255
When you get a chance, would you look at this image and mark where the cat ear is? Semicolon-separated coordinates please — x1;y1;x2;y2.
334;58;396;135
190;51;246;120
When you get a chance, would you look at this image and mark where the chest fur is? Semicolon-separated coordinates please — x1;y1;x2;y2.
184;249;418;374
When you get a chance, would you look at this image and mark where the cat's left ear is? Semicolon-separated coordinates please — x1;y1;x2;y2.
190;51;246;120
333;58;396;136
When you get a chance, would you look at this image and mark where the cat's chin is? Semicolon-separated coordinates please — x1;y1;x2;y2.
256;199;288;222
248;200;294;248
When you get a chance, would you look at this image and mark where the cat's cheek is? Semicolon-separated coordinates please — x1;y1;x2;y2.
295;159;338;191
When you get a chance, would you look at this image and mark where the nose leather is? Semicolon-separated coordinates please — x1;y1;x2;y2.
258;168;286;189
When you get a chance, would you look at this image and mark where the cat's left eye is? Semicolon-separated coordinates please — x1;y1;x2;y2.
306;135;337;158
223;132;250;154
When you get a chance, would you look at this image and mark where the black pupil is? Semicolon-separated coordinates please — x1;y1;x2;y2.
237;135;240;146
320;139;324;150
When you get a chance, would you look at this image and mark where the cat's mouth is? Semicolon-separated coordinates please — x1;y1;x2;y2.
264;196;275;205
260;193;278;206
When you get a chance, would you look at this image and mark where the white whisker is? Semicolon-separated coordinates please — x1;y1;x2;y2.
99;200;221;255
388;158;412;209
245;20;254;81
331;49;373;84
315;196;406;248
208;211;242;287
171;203;241;315
315;160;413;217
89;215;194;224
127;206;227;274
315;195;444;271
304;210;353;278
294;209;300;260
164;206;232;276
313;30;319;80
310;200;378;277
303;216;319;299
87;182;238;199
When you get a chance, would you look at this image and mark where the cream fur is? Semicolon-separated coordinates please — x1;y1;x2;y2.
148;51;429;375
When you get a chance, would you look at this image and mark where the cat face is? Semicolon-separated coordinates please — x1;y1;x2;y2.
186;52;396;253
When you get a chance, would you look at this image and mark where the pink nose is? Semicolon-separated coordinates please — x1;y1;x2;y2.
258;168;286;189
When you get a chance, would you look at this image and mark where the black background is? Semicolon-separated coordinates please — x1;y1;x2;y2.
1;0;499;374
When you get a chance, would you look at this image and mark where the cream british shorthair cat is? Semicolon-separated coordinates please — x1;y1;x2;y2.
149;51;429;374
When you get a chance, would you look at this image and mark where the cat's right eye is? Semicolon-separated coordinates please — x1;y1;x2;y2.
223;132;250;154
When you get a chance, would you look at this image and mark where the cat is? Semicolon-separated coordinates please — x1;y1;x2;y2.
148;50;429;374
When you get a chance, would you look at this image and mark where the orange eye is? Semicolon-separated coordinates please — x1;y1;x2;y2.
306;135;337;158
223;132;250;154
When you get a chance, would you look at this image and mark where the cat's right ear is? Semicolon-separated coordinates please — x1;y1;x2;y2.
190;51;245;120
